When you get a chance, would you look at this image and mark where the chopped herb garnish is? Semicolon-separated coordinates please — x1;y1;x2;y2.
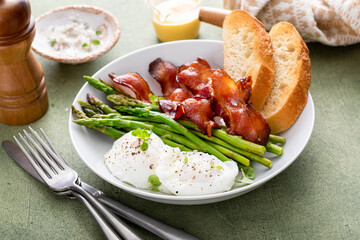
149;94;165;106
96;30;102;35
91;39;100;45
148;174;162;191
210;162;215;168
216;165;223;170
82;43;89;48
235;168;254;185
184;155;188;164
50;39;56;46
140;142;148;151
240;166;255;180
132;128;151;151
235;177;253;185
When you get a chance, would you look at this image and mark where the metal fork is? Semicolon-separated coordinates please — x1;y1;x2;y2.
14;127;143;240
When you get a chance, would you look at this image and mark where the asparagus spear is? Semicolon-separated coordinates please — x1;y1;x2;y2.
84;76;117;95
118;127;192;152
107;94;160;111
84;108;99;117
269;134;286;145
78;100;103;114
99;78;115;89
177;120;266;156
71;105;125;139
72;105;88;119
161;139;191;151
121;115;163;123
265;142;283;156
87;94;120;115
179;119;281;157
80;95;125;119
91;113;122;119
206;142;250;167
190;130;273;168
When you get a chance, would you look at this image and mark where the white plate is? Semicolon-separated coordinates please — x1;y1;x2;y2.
32;5;120;64
69;40;315;205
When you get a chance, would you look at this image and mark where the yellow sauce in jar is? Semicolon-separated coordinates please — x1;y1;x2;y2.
151;0;201;42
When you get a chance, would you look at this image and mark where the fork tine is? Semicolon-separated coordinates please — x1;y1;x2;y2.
39;128;66;162
14;134;54;180
38;128;82;185
22;130;62;174
28;127;68;171
27;128;60;170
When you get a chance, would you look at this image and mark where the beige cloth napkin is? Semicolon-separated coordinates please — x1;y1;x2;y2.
223;0;360;46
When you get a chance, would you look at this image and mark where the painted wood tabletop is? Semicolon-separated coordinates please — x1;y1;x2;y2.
0;0;359;239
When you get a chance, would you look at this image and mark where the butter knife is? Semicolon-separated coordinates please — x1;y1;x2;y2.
2;140;199;240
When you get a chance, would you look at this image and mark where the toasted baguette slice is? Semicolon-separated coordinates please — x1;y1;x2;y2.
223;10;274;110
260;22;311;134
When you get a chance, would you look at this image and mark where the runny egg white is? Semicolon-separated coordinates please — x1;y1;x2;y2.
104;130;239;196
156;146;239;196
104;131;170;193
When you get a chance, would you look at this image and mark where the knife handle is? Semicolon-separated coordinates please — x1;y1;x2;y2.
97;195;199;240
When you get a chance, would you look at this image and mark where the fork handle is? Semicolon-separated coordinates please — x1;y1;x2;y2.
72;185;144;240
72;192;121;240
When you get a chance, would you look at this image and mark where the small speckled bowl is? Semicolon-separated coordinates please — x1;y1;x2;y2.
32;5;120;64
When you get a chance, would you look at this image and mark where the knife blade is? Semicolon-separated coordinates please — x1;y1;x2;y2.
2;140;199;240
2;140;100;196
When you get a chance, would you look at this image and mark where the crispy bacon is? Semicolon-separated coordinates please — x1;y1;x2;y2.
166;88;189;102
158;100;184;120
194;85;212;99
183;98;218;136
211;69;270;145
109;73;153;103
108;57;270;145
149;58;179;97
236;76;252;103
177;57;213;95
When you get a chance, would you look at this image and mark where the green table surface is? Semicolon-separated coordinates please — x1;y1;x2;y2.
1;0;360;239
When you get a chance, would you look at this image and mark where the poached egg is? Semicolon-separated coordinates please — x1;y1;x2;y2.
105;130;239;196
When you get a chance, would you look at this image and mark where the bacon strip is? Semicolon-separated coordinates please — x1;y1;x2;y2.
183;98;218;136
149;58;179;97
194;85;212;99
109;73;153;103
166;88;189;102
236;76;252;103
177;57;213;95
211;69;270;145
158;100;184;120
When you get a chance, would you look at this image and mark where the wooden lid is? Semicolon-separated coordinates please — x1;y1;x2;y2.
0;0;35;45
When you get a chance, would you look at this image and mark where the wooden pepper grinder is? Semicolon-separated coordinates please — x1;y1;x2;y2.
0;0;48;125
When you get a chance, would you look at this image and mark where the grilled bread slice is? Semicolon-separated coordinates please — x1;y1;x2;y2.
223;10;274;110
260;22;311;134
